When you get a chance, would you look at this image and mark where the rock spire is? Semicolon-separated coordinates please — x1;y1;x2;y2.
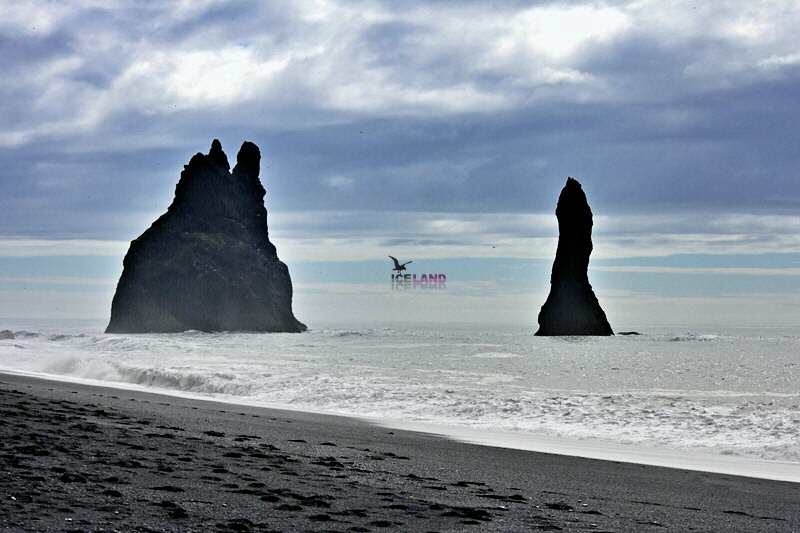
536;177;613;336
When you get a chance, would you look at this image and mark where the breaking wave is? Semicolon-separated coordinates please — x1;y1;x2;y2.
1;322;799;465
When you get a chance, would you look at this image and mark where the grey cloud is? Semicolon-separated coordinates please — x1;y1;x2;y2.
360;20;432;69
0;31;73;69
1;1;799;245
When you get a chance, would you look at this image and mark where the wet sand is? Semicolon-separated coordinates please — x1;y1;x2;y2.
1;372;797;532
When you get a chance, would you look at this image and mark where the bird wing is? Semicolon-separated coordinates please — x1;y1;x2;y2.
402;261;412;267
388;255;401;268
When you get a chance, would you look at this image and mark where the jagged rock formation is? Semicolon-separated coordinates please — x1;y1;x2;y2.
106;140;306;333
536;178;613;336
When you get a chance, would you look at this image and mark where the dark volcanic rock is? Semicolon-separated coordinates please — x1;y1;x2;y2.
106;140;306;333
536;178;612;336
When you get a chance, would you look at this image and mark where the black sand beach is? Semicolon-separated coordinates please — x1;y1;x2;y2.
1;372;797;532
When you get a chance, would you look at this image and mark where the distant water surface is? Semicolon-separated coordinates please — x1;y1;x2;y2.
0;319;797;466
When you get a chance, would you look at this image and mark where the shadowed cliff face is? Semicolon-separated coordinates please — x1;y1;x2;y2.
106;140;306;333
536;178;613;336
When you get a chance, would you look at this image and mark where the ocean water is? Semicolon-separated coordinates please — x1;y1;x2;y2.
1;319;798;471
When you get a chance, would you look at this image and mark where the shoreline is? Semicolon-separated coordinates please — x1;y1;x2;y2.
5;368;800;484
379;419;800;484
1;371;798;531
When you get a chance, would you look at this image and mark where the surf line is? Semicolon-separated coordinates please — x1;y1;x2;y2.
392;273;447;290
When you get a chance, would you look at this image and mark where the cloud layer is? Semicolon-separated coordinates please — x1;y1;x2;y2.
2;0;799;247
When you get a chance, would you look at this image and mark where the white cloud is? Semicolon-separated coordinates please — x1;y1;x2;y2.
270;211;558;262
265;211;800;262
758;53;800;69
114;46;294;112
0;1;631;142
594;214;800;258
322;176;355;189
499;5;631;61
0;276;116;286
625;1;800;89
593;266;800;276
3;211;798;264
0;239;129;257
2;0;798;148
1;2;799;263
0;1;71;35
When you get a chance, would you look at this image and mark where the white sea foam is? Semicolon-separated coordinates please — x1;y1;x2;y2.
0;320;798;471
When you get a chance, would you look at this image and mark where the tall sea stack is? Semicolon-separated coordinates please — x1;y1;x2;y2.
536;178;613;336
106;140;306;333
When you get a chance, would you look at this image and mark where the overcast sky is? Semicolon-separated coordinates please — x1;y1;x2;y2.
1;1;799;328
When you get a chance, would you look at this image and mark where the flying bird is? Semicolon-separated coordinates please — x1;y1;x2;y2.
389;255;412;272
